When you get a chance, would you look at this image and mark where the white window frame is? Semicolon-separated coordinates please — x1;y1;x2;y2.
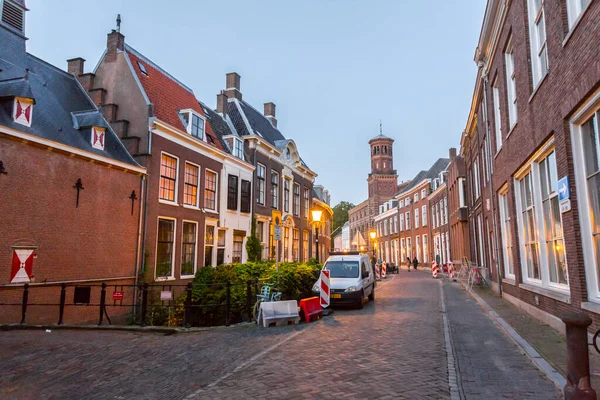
459;178;466;207
566;0;591;30
570;98;600;302
204;223;217;267
514;141;570;293
405;212;411;230
155;216;176;281
474;157;481;200
423;234;428;263
422;205;427;226
257;163;266;205
399;200;404;208
421;189;426;199
526;0;548;87
414;209;420;228
416;235;421;262
183;161;200;209
181;220;198;279
204;168;219;212
443;197;448;224
234;138;244;159
414;193;419;203
492;78;503;152
477;214;485;267
180;109;206;140
159;152;179;206
399;213;405;231
505;38;518;128
499;190;515;279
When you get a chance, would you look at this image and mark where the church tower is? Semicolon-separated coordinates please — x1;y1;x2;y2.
367;129;398;199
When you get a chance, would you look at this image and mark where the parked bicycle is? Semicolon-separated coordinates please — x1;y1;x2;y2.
253;283;282;323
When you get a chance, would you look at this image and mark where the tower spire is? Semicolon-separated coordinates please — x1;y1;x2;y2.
380;119;382;136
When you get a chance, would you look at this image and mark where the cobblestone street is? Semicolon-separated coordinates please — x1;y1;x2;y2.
0;272;561;399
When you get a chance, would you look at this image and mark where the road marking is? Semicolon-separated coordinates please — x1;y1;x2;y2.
184;329;305;399
184;277;396;399
440;281;463;400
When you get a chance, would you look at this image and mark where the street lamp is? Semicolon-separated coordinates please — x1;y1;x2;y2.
311;209;323;263
369;230;377;258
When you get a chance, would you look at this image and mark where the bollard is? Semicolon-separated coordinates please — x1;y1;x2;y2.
58;283;67;325
225;281;231;327
20;283;29;324
184;282;192;329
561;313;596;399
98;282;107;325
246;280;252;322
140;282;149;327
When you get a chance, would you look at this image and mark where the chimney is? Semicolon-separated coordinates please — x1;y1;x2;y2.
264;102;277;127
449;147;457;161
224;72;242;101
106;29;125;63
216;91;228;116
67;57;85;76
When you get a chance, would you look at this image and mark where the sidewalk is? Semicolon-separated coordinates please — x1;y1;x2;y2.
471;284;600;396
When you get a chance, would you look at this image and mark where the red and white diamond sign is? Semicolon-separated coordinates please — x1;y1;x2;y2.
91;127;105;150
13;97;33;127
11;249;34;284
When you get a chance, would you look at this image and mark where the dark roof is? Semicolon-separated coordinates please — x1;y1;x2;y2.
0;77;34;101
229;99;286;145
0;30;140;167
369;132;393;142
198;100;232;151
396;158;450;195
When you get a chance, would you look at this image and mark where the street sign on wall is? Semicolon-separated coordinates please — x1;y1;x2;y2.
558;176;571;213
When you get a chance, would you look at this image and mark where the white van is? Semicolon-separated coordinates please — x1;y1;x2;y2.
311;252;375;309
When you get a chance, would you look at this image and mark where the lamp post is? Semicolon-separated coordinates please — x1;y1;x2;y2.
311;209;323;263
369;230;377;259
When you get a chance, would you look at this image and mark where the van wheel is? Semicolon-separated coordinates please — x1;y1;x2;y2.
368;284;375;301
357;290;364;310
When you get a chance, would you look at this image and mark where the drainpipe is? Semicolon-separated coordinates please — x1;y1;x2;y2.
480;66;503;296
133;173;147;315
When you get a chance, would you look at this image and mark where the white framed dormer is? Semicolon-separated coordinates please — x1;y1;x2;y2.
155;216;176;281
179;109;206;141
234;137;244;160
183;161;201;210
513;138;570;300
159;151;179;206
570;88;600;305
180;220;198;279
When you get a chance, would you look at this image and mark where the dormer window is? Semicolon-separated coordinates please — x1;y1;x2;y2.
234;138;244;159
2;0;25;33
137;61;148;76
91;126;106;151
180;110;205;140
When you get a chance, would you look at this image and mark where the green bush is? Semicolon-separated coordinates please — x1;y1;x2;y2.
182;261;321;327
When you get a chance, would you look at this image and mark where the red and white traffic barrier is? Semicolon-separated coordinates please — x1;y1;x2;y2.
432;262;439;278
382;262;387;279
375;264;381;280
449;262;456;281
320;269;330;308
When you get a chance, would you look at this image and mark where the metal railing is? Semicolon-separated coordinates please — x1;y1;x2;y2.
0;279;262;328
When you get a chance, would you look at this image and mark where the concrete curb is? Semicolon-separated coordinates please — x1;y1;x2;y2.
458;280;566;393
0;321;256;334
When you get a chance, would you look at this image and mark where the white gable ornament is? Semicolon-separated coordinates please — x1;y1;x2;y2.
13;97;33;127
91;126;106;150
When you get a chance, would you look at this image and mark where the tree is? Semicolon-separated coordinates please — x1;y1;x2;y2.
331;201;355;242
246;217;263;262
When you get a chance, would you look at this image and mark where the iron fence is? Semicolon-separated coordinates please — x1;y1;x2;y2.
0;279;262;328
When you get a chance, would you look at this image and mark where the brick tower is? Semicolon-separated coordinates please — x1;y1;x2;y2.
367;133;397;199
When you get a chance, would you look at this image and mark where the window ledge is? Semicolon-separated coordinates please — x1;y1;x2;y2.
180;275;195;280
155;277;176;282
563;2;593;47
502;277;516;286
204;209;218;215
506;122;518;139
159;200;179;207
183;205;200;211
519;283;571;304
529;72;549;104
581;301;600;315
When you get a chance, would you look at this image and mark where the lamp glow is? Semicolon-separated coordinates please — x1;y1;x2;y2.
311;209;323;223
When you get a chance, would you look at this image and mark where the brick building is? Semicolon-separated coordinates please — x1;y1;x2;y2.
312;185;333;263
373;199;399;265
221;74;317;263
349;132;399;253
396;159;450;266
447;148;470;264
428;175;450;266
461;0;600;331
0;1;145;323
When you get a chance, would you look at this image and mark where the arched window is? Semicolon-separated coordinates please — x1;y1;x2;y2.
373;147;377;155
384;146;387;154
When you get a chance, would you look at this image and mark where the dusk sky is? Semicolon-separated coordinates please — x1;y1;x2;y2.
26;0;486;207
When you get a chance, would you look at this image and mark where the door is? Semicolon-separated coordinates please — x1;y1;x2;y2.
361;260;372;296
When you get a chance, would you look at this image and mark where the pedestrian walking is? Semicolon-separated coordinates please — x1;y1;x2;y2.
413;257;419;271
406;256;411;272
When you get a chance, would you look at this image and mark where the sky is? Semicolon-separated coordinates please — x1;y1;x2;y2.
26;0;486;207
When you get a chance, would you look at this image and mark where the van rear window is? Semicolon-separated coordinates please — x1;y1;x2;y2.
324;261;359;278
